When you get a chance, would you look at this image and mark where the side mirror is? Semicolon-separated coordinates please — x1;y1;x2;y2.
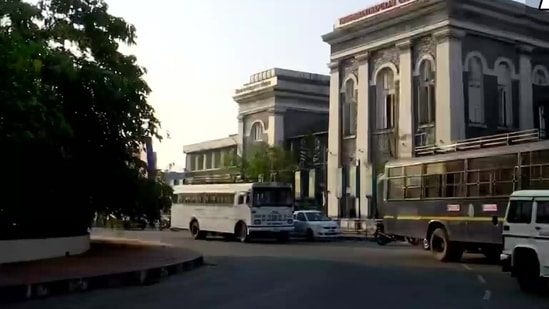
491;215;498;226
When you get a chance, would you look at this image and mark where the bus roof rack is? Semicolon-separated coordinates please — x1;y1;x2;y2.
183;173;251;185
414;129;545;157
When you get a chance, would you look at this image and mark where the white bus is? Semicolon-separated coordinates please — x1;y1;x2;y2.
171;182;294;242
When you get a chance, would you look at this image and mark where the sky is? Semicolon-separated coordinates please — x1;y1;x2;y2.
103;0;537;170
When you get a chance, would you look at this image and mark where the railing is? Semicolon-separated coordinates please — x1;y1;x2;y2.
414;129;546;157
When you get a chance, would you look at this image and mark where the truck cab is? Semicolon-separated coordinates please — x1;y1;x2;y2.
501;190;549;292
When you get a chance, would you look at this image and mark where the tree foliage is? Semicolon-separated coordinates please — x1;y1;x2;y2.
224;143;297;183
0;0;171;239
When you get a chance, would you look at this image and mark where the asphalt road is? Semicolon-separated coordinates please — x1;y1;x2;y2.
5;229;548;309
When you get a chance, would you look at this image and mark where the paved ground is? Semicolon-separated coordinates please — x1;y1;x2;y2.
4;229;548;309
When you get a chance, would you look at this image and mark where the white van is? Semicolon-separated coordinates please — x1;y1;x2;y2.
501;190;549;292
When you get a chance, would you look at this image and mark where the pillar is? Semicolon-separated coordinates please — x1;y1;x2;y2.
327;61;341;218
434;28;466;144
355;52;372;219
396;39;413;157
237;115;244;156
518;44;534;130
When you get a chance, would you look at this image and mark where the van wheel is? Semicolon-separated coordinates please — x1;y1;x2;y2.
430;228;463;262
190;220;205;240
516;253;547;293
235;223;249;243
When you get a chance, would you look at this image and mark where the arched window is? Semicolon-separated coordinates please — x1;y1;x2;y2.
342;79;357;137
468;57;484;124
376;68;396;130
417;59;436;126
533;68;548;86
496;63;513;127
250;122;263;141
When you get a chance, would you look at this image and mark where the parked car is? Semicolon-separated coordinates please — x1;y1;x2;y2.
293;210;341;240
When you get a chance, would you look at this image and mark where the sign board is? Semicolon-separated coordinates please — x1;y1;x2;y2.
234;77;277;96
447;204;460;212
482;204;498;212
335;0;416;29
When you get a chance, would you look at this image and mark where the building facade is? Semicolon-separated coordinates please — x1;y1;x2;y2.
234;68;330;156
182;68;331;185
322;0;549;220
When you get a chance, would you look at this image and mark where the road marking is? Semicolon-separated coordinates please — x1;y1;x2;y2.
483;290;491;300
461;264;472;271
477;274;486;284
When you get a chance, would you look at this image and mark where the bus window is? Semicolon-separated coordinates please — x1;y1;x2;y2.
387;178;404;199
405;176;421;198
405;165;422;176
423;174;441;198
388;167;403;177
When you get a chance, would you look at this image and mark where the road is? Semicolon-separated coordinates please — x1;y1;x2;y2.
5;229;548;309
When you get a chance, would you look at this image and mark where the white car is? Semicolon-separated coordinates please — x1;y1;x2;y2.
293;210;341;240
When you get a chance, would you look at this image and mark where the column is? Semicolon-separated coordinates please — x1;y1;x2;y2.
202;153;207;170
434;28;466;144
355;52;372;219
237;115;244;156
396;39;413;158
518;44;534;130
327;61;341;218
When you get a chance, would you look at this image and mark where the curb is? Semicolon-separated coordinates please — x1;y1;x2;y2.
0;255;204;304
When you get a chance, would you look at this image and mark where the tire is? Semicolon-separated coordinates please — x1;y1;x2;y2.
235;223;249;243
306;229;315;241
406;237;420;246
190;220;205;240
430;228;463;262
516;254;547;293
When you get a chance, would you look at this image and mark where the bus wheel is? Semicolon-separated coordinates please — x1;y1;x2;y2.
190;220;205;240
430;228;463;262
236;223;248;243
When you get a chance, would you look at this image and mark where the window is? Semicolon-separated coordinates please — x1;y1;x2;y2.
296;213;306;221
496;63;513;127
536;200;549;224
468;57;485;124
250;122;263;141
507;200;533;224
539;105;546;133
376;68;396;130
342;79;357;137
533;68;548;86
417;60;436;126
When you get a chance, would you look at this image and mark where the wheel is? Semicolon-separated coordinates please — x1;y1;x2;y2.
306;229;315;241
423;238;430;251
430;228;463;262
235;223;249;243
516;255;547;293
276;232;289;243
190;220;205;240
376;235;390;246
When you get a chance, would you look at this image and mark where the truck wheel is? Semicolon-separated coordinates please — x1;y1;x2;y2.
430;228;463;262
235;223;249;243
190;220;205;240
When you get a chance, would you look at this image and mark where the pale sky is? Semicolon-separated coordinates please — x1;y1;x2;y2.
103;0;535;170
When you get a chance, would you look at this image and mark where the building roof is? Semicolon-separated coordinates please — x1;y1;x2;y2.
183;134;238;154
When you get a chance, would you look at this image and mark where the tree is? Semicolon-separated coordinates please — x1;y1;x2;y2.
226;143;297;183
0;0;170;239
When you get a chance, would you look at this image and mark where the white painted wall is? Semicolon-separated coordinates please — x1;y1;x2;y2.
0;234;90;264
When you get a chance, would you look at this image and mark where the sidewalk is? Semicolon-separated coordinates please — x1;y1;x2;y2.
0;237;203;303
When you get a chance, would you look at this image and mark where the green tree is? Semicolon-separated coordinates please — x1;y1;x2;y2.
1;0;169;239
244;143;297;183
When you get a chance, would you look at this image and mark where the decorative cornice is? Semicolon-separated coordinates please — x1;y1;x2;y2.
396;39;412;50
327;61;339;71
516;44;535;54
433;28;466;42
354;52;369;62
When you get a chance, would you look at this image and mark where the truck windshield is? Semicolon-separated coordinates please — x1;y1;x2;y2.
252;188;293;207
